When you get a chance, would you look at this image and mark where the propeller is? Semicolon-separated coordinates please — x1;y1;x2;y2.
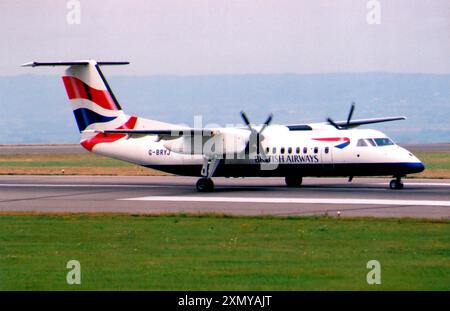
327;102;355;130
240;111;273;158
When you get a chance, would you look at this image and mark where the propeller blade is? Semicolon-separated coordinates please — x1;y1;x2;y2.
346;102;355;128
263;113;273;126
260;113;273;133
239;111;274;159
256;133;260;155
240;111;251;127
327;117;341;130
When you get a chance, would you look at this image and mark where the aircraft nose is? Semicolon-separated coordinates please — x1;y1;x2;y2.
417;162;425;173
402;149;425;173
405;161;425;173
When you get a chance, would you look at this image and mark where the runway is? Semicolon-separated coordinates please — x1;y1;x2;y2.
0;175;449;219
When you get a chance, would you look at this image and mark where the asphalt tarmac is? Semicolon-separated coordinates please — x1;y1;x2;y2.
0;175;449;219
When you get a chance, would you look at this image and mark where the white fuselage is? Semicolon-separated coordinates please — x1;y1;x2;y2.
89;124;424;178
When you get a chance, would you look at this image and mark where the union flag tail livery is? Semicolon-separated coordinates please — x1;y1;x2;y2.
23;60;424;192
62;62;124;132
59;61;137;151
22;60;172;153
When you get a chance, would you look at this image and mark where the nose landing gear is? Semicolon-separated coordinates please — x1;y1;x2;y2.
389;177;404;190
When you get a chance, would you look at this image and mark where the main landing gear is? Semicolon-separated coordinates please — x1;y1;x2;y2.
389;177;404;190
196;156;220;192
196;177;214;192
285;176;303;187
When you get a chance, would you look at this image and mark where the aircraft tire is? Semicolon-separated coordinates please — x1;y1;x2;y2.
196;178;214;192
285;176;303;187
389;179;404;190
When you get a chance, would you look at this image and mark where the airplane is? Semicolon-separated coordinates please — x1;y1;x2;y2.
22;60;425;192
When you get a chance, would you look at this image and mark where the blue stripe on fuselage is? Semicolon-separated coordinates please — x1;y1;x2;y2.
335;141;350;149
397;162;425;174
142;161;425;177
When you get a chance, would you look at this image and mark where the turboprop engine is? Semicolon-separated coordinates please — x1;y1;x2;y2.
162;128;249;157
163;111;275;159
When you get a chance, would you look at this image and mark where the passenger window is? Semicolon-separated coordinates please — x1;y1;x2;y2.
288;147;292;154
272;147;277;154
325;147;329;154
303;147;307;154
266;147;270;153
296;147;300;154
280;147;285;154
357;139;368;147
314;147;318;154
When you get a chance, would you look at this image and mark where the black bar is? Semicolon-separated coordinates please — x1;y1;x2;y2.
1;291;448;309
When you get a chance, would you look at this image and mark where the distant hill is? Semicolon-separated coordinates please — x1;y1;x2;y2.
1;73;449;144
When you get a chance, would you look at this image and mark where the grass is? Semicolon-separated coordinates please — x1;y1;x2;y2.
0;153;168;176
415;152;450;170
0;214;448;290
412;152;450;179
0;151;449;178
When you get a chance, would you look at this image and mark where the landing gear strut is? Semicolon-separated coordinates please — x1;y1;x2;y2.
389;177;404;190
285;176;303;187
196;156;220;192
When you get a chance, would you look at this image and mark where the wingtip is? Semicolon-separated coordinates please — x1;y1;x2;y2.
21;62;35;67
395;116;407;121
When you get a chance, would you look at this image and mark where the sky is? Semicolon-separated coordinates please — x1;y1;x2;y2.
1;0;449;76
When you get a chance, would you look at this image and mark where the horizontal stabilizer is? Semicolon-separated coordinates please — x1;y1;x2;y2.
21;61;129;67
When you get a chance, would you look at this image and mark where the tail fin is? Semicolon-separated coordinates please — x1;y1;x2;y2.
23;60;175;152
22;60;129;132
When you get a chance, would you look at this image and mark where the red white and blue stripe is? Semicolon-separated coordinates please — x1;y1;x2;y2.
312;137;351;149
62;74;137;151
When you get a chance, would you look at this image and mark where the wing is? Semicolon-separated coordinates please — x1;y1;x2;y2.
85;128;215;140
84;127;252;155
332;116;406;128
287;116;406;131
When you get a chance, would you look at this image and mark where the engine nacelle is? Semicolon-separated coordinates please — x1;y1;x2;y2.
163;129;249;156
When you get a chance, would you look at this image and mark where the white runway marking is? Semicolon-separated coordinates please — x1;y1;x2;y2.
120;196;450;207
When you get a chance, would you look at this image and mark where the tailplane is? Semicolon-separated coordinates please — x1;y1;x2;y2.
22;60;174;152
23;60;129;133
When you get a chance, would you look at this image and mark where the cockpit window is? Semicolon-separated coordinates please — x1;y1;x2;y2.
367;139;376;146
357;139;368;147
374;138;394;146
357;138;395;147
